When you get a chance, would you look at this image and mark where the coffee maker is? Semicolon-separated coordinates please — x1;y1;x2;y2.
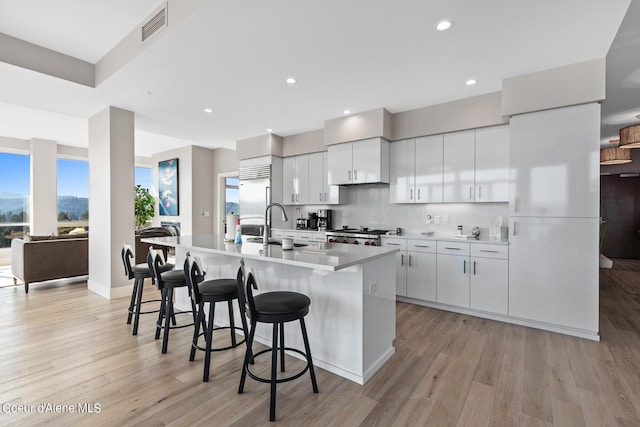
317;209;333;231
307;212;318;230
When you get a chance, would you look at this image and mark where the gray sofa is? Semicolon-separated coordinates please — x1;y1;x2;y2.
11;235;89;293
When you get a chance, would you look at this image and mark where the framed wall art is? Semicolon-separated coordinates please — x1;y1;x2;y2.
158;158;179;216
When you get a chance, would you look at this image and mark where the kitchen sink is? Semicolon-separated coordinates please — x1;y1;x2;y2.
245;237;307;247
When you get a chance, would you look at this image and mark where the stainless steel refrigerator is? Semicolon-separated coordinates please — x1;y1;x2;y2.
238;157;283;237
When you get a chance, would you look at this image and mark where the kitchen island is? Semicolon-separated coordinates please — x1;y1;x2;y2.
143;234;399;385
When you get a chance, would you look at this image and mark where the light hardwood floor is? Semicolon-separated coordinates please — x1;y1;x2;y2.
0;262;639;426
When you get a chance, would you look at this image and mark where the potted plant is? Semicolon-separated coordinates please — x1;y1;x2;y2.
134;185;155;229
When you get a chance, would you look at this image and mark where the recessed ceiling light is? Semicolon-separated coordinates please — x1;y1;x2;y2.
435;20;452;31
343;110;351;115
204;108;213;113
286;77;297;84
465;79;477;86
267;128;273;133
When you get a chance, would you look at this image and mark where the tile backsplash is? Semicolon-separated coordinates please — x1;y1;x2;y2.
286;184;509;237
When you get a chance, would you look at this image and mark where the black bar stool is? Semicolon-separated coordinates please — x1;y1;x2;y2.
121;244;170;335
183;253;249;382
147;247;195;354
236;261;318;422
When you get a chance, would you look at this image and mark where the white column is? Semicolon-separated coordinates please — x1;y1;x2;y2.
87;107;135;299
29;138;58;235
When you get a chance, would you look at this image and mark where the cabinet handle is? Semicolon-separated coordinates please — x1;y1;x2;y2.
513;222;516;236
410;188;413;200
386;243;401;246
401;254;404;266
319;192;322;202
479;249;498;253
348;170;351;181
409;254;412;267
444;247;462;250
296;194;299;202
473;260;476;275
463;259;467;274
323;192;327;202
291;194;294;202
354;170;358;181
413;245;430;248
469;186;473;200
418;188;420;200
478;186;482;200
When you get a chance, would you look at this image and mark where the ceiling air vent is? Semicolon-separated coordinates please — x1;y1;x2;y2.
141;4;167;43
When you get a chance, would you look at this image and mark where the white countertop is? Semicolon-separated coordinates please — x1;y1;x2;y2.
143;234;399;271
380;233;509;245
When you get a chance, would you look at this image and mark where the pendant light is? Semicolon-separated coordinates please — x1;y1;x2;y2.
619;124;640;148
600;146;632;165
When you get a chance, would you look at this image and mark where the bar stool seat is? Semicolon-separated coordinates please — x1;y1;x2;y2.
236;263;318;422
184;254;248;382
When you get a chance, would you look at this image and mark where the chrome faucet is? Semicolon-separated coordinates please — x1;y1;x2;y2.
263;202;288;245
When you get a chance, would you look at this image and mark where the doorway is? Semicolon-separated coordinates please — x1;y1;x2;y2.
601;174;640;259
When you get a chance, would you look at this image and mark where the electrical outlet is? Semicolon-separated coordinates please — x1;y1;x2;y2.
443;215;449;224
434;215;440;224
369;282;378;294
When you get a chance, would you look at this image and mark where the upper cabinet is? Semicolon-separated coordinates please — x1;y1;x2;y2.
390;126;509;204
474;126;509;202
284;152;343;205
390;135;443;203
282;155;309;205
328;138;390;185
308;152;343;205
443;131;476;202
509;104;599;217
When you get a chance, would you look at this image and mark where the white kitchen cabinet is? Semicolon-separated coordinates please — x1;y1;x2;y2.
406;240;437;301
283;155;309;205
308;152;343;205
509;217;599;332
443;131;475;203
381;238;407;296
415;135;444;203
509;104;600;217
436;241;470;307
469;244;509;315
328;138;389;185
389;139;415;203
474;126;509;202
390;135;443;204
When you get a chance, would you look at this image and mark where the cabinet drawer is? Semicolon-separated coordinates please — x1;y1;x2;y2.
437;241;470;255
471;243;508;259
381;238;407;250
310;233;327;243
407;239;436;253
271;230;285;239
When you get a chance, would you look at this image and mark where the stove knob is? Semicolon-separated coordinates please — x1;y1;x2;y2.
353;240;360;245
370;241;377;246
342;239;348;244
328;238;335;243
364;241;371;246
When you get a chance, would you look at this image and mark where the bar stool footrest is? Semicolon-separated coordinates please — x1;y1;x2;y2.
192;326;246;352
245;347;311;385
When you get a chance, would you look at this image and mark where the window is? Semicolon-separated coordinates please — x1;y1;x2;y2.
0;152;30;248
57;159;89;234
135;166;152;191
225;177;239;215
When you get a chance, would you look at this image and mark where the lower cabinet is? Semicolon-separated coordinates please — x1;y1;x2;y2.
381;238;407;296
406;240;436;301
436;241;471;307
470;244;508;315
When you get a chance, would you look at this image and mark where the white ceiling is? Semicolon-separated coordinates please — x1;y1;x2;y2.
0;0;636;157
